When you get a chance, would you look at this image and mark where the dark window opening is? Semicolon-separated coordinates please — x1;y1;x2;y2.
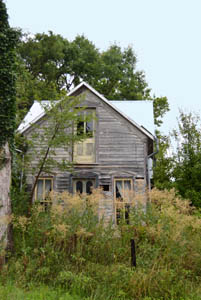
100;185;109;191
74;179;95;194
116;205;130;225
86;111;93;137
116;180;123;201
76;181;83;193
125;204;130;225
77;121;84;136
86;180;93;194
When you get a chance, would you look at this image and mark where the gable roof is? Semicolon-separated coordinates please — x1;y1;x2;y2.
109;100;154;137
17;81;155;140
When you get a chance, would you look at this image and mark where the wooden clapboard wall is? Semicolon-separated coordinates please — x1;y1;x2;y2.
23;86;152;206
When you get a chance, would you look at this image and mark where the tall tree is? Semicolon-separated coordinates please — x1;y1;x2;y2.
18;32;100;93
16;32;169;127
93;45;151;100
172;111;201;207
153;131;173;190
0;0;19;247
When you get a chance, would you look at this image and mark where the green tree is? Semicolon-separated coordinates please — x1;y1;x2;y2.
18;32;100;92
172;111;201;207
153;131;173;190
93;45;151;100
153;96;169;127
16;53;63;125
16;32;169;127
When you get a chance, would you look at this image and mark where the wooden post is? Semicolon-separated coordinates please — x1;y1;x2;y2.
130;239;136;267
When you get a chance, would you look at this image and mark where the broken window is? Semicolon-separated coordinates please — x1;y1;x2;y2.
114;178;133;224
100;185;110;191
74;109;96;163
35;178;53;209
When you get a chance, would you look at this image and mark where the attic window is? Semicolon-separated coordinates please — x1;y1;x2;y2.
76;111;94;137
74;109;96;164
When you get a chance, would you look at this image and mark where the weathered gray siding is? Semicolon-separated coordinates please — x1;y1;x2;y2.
78;89;149;179
22;86;152;220
23;116;71;189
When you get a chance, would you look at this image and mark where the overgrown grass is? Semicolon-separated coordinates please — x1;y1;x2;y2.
0;283;82;300
1;189;201;299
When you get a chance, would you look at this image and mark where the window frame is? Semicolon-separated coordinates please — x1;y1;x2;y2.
34;177;53;202
114;178;133;224
74;109;96;164
73;178;95;195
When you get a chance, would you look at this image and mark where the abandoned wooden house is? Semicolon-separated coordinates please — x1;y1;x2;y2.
18;82;155;223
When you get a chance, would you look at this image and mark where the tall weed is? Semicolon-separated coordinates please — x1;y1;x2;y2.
1;188;201;299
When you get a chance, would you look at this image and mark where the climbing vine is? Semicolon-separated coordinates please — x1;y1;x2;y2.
0;0;19;153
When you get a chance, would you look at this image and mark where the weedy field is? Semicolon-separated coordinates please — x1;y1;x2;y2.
1;189;201;300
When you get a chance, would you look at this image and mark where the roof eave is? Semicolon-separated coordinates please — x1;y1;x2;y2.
18;81;155;140
69;82;155;140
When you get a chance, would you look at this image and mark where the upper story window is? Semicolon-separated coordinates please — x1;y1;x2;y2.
74;109;96;164
77;110;94;138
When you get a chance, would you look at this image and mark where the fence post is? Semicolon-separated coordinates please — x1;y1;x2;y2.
130;238;136;267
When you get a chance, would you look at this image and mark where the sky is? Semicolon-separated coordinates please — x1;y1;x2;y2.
5;0;201;135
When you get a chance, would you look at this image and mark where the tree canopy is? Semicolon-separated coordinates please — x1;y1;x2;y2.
16;31;169;126
172;111;201;207
153;110;201;208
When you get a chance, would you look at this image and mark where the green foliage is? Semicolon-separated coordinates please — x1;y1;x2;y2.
2;189;201;299
0;0;19;150
15;53;64;126
153;96;169;127
172;111;201;207
17;32;100;97
0;283;81;300
93;45;151;100
16;31;169;126
11;186;29;216
153;131;173;190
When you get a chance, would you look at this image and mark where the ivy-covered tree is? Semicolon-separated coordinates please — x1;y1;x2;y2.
0;0;19;247
0;1;19;150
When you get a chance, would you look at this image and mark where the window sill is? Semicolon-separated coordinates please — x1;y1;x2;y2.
74;163;99;166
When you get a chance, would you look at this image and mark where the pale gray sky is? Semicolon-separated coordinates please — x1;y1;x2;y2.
5;0;201;134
